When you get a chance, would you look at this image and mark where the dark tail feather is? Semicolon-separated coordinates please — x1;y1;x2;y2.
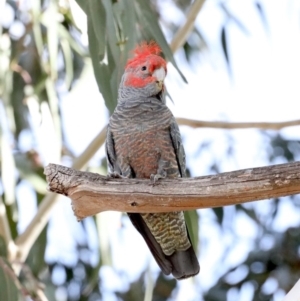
168;246;200;279
127;213;172;275
127;213;200;279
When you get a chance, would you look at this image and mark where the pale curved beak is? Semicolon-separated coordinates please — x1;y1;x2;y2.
153;67;166;82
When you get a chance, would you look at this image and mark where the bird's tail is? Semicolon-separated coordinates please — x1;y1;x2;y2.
128;213;200;279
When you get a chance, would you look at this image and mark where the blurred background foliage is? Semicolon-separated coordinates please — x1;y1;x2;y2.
0;0;299;300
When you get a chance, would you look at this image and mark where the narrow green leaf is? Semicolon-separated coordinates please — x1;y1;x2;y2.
0;257;21;301
220;3;249;35
26;226;48;276
123;3;136;50
221;26;228;63
74;0;87;14
118;0;136;65
88;0;106;62
102;0;121;64
255;2;269;32
112;2;124;38
184;210;199;252
221;26;231;74
87;17;115;113
136;0;187;83
60;39;74;89
212;207;224;225
0;235;7;258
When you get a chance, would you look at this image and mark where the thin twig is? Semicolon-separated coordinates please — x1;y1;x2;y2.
14;126;107;263
14;193;59;263
283;279;300;301
176;117;300;130
170;0;206;53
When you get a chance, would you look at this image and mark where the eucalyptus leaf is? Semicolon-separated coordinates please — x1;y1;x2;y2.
88;0;106;62
0;236;7;258
0;257;22;301
221;26;231;74
220;3;249;35
74;0;87;14
212;207;224;225
256;2;269;32
121;0;136;56
184;210;199;253
11;72;29;137
26;226;48;276
88;17;115;113
102;0;121;65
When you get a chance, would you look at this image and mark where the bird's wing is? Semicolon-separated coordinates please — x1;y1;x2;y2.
106;125;122;174
105;124;173;275
169;118;186;177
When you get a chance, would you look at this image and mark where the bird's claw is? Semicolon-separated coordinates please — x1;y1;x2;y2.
108;172;125;179
150;172;166;186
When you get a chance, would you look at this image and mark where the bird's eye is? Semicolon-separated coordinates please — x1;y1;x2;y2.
141;66;147;71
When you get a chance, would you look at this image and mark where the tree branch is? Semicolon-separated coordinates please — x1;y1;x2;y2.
14;126;107;262
44;161;300;221
176;117;300;130
14;116;300;263
170;0;206;53
14;193;59;263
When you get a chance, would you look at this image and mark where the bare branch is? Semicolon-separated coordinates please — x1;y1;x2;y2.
170;0;206;53
283;278;300;301
14;193;60;263
44;161;300;221
14;126;107;262
176;117;300;130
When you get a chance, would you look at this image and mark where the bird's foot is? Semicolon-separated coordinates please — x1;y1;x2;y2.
108;172;126;179
150;171;166;186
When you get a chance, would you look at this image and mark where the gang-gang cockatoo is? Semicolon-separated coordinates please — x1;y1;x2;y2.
106;41;200;279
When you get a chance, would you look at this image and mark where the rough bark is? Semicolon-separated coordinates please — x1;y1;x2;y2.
44;161;300;220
